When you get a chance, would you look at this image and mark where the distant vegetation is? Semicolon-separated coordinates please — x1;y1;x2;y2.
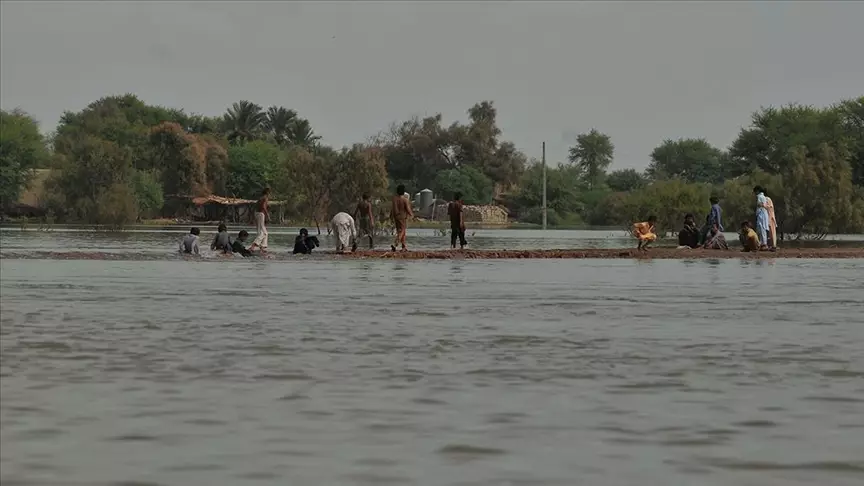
1;94;862;237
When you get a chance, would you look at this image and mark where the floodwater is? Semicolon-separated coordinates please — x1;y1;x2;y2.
1;230;863;486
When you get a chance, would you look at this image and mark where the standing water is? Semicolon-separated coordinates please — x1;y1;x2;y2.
1;230;863;485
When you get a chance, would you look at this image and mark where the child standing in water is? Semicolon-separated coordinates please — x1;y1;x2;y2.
632;216;657;251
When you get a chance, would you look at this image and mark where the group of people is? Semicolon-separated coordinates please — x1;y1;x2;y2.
631;186;779;252
179;185;471;256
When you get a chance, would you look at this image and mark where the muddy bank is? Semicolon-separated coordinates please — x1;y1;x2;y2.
342;247;864;260
2;247;862;261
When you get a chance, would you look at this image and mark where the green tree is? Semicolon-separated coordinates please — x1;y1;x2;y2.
0;109;50;208
728;103;848;177
131;169;164;219
605;168;647;192
46;134;136;223
511;162;583;221
263;106;297;146
568;129;614;189
226;140;284;199
433;166;495;205
222;101;266;144
287;118;321;147
647;138;726;183
606;179;712;231
835;96;864;187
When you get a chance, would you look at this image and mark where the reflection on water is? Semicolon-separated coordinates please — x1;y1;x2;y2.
1;249;863;485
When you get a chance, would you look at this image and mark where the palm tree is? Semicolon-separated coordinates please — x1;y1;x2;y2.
222;101;265;144
288;118;321;147
568;129;614;189
263;106;297;146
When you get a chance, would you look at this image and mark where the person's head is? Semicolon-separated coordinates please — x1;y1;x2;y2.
262;187;271;197
362;193;369;201
684;213;695;223
740;221;751;230
238;230;249;241
753;185;763;195
647;215;657;224
299;228;308;237
453;191;462;201
396;184;406;196
709;196;720;205
190;227;200;236
217;223;227;233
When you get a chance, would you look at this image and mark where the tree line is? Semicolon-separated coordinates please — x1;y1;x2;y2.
1;94;862;237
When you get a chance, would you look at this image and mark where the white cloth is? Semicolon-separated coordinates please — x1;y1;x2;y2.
252;211;268;248
330;212;357;252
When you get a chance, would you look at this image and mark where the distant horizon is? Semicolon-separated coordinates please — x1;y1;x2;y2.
3;1;863;169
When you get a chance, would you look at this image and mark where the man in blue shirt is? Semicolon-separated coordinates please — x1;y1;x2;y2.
700;196;723;245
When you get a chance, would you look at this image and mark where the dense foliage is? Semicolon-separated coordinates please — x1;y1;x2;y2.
1;93;862;236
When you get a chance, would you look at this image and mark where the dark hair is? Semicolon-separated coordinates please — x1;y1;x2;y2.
753;185;763;194
396;184;406;196
217;223;227;232
709;196;719;204
647;215;657;223
238;230;249;238
684;213;694;220
299;228;308;236
453;191;463;201
262;187;271;196
740;221;750;229
362;193;369;200
190;227;200;236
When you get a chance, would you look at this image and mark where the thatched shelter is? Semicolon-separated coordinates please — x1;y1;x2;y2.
162;195;287;223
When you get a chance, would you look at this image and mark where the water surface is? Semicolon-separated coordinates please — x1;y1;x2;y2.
1;239;863;485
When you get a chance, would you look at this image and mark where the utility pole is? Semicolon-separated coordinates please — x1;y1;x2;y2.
542;141;547;231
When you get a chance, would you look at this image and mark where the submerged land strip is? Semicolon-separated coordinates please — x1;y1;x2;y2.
1;247;863;261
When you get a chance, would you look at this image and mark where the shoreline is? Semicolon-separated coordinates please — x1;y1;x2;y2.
1;247;862;261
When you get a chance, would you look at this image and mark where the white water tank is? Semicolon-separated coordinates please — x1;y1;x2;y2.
418;189;434;212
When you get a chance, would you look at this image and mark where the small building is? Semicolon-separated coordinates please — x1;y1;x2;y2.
162;195;286;223
431;203;509;224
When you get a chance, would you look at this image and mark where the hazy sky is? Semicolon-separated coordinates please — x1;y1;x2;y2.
2;1;862;169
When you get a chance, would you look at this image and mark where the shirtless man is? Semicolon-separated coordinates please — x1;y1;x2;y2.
353;193;375;249
249;187;270;253
390;185;413;252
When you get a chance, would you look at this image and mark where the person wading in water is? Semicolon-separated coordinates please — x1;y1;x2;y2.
249;187;270;253
353;193;375;249
390;185;413;252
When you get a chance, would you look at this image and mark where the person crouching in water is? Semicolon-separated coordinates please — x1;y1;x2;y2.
231;230;252;257
739;221;760;252
677;213;700;249
632;216;657;251
330;212;358;253
211;223;232;253
293;228;320;255
180;227;201;255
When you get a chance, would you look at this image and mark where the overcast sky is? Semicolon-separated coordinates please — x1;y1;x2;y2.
2;1;862;169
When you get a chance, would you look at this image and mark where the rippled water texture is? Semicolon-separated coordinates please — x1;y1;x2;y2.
1;235;864;485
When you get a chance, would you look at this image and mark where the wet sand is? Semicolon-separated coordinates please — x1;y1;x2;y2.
343;247;864;260
1;247;862;261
